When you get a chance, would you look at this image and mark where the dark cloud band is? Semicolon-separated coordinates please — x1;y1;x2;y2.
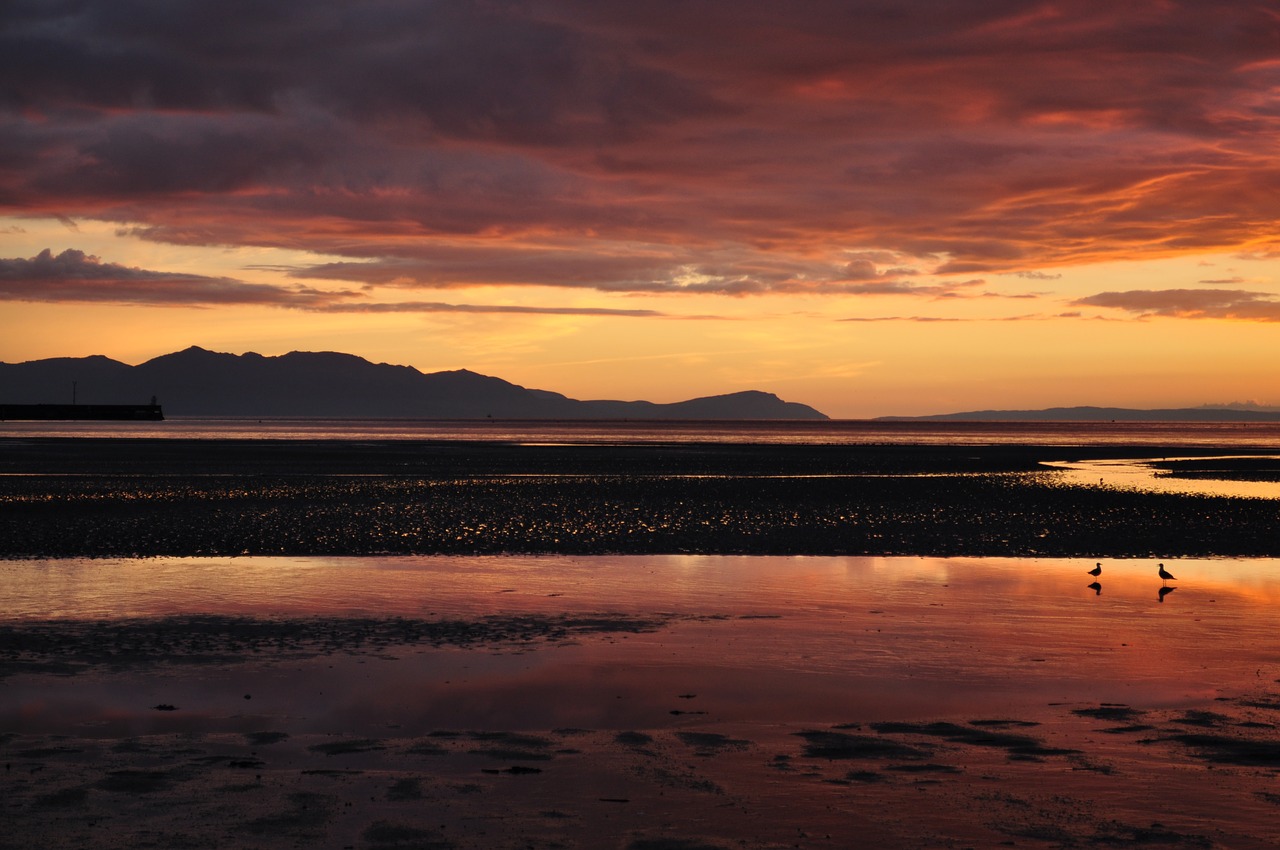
0;248;687;316
3;2;1280;297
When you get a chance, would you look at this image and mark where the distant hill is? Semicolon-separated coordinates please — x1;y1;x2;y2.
878;406;1280;422
0;346;828;420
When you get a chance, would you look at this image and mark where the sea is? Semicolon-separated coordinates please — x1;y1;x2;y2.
5;416;1280;447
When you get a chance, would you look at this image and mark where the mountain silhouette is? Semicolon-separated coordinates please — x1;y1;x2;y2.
0;346;828;420
878;405;1280;422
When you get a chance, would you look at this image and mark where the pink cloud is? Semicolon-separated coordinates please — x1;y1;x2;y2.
3;2;1280;299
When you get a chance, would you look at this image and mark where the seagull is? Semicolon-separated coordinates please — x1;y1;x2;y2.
1158;563;1176;583
1088;563;1102;577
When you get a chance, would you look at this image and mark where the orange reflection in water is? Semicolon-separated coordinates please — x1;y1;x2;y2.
1043;455;1280;499
4;554;1280;734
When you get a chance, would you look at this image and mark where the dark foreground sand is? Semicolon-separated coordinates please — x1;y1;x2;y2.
4;603;1280;850
3;437;1280;558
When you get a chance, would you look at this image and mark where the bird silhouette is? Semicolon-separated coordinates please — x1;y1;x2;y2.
1158;586;1177;602
1158;563;1176;583
1088;581;1102;595
1087;563;1102;577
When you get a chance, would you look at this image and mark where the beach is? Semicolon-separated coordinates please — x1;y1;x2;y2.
4;437;1280;848
3;437;1280;559
13;1;1280;845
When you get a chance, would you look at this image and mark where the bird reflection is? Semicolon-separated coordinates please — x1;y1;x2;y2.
1087;581;1102;595
1087;563;1102;577
1158;586;1177;603
1158;563;1176;583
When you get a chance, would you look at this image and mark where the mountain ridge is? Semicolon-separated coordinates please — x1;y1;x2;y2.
877;405;1280;422
0;346;828;420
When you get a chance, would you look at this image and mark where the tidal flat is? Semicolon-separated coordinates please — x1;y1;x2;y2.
3;437;1280;848
2;437;1280;558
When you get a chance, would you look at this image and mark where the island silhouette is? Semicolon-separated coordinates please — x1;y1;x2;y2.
0;346;828;420
878;405;1280;422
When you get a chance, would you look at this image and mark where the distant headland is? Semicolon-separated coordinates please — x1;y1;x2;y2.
878;405;1280;423
0;346;828;420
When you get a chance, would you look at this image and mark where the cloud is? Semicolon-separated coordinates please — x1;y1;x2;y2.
312;302;674;318
288;244;950;296
3;1;1280;298
829;278;987;297
838;312;1049;323
0;248;345;307
1198;400;1278;411
839;316;963;323
1075;288;1280;321
823;278;1042;300
0;248;694;317
1235;248;1280;261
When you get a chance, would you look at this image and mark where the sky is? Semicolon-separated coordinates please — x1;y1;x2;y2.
3;0;1280;418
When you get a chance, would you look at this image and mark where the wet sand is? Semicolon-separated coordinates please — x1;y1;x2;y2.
4;437;1280;847
3;437;1280;558
7;696;1280;849
5;555;1280;848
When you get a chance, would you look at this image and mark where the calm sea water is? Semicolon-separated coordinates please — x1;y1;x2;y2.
5;417;1280;447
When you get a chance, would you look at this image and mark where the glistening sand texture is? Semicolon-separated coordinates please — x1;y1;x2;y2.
3;438;1280;558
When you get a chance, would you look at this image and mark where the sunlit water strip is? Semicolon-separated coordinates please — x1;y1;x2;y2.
3;553;1278;620
1042;456;1280;499
7;417;1280;446
4;555;1280;712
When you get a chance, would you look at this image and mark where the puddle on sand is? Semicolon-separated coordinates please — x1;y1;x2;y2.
1042;455;1280;499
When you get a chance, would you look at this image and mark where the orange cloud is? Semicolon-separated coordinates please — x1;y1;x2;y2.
1075;289;1280;321
3;1;1279;299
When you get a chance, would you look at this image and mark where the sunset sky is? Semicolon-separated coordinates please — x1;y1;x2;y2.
4;1;1280;418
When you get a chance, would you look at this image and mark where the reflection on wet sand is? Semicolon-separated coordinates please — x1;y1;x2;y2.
4;555;1280;848
1043;454;1280;499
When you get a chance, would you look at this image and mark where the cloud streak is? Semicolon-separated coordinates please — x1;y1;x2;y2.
0;248;690;317
0;248;342;307
3;2;1280;299
312;302;672;318
1075;289;1280;321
